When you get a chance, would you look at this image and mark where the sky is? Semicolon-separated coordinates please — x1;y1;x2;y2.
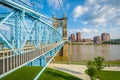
0;0;120;39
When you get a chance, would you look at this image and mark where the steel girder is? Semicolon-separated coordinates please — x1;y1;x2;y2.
0;0;63;50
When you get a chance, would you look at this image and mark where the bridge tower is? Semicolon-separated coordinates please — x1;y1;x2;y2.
53;14;69;61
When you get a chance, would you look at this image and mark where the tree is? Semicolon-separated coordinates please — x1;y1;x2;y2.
85;57;105;80
94;57;105;79
85;61;97;80
94;57;104;72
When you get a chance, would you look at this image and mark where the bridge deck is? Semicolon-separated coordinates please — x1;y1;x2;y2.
0;42;63;77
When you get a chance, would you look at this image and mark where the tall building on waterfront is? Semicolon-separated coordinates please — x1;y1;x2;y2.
101;33;110;41
76;32;81;42
93;36;101;43
71;34;76;42
106;33;110;41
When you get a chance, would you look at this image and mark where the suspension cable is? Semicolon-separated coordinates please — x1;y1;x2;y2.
57;0;64;13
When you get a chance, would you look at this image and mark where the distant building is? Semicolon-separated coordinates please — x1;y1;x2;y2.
93;36;101;43
76;32;81;42
101;33;110;41
106;33;110;41
71;34;76;42
83;38;92;42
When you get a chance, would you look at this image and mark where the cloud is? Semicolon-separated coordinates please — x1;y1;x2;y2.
82;28;98;33
81;21;88;24
72;5;88;20
68;28;99;39
68;28;98;35
77;0;120;29
47;0;63;10
93;17;106;24
68;29;80;34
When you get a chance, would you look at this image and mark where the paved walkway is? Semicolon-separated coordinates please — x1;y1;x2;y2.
48;63;120;80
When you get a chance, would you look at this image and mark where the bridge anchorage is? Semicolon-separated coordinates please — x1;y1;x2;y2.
0;0;68;79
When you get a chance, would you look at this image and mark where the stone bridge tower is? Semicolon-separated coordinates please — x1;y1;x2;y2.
53;14;69;61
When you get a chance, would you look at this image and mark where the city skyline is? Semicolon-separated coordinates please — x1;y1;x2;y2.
70;32;110;42
0;0;120;39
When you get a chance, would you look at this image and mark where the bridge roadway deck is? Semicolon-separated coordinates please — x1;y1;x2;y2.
0;41;64;78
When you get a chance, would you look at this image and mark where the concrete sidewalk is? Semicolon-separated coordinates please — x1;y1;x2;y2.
48;63;120;80
48;63;90;80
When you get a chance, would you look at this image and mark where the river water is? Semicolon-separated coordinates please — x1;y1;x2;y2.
71;45;120;61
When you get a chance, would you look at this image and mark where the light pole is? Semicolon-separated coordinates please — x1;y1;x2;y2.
68;40;71;65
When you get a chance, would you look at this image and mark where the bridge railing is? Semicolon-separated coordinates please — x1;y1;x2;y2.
0;41;63;76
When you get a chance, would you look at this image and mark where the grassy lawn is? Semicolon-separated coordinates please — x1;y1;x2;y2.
39;68;81;80
55;61;87;65
100;71;120;80
55;61;120;66
1;66;81;80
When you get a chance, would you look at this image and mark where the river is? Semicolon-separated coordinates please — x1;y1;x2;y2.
71;45;120;61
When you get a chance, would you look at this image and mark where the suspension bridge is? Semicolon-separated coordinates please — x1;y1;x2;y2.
0;0;68;79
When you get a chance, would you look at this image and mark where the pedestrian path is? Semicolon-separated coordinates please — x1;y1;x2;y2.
48;63;120;80
48;63;90;80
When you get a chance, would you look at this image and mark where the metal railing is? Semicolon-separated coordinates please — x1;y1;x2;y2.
0;42;62;76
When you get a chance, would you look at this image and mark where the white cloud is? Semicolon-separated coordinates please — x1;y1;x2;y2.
81;21;88;24
72;5;88;20
68;28;99;39
78;0;120;29
68;29;80;34
47;0;63;10
93;17;106;24
86;0;96;5
82;28;98;33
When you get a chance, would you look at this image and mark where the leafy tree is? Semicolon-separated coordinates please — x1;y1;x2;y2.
94;57;105;79
94;57;104;72
85;57;105;80
85;61;97;80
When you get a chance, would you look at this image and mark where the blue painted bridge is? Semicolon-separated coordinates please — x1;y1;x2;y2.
0;0;67;79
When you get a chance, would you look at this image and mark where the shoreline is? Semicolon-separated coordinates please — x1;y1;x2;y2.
68;42;120;45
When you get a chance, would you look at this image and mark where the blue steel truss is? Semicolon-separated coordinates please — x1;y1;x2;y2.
0;0;66;79
0;0;63;49
0;0;65;80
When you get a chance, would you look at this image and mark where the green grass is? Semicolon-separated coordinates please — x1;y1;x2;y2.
68;42;94;45
1;66;42;80
55;61;87;65
103;61;120;66
39;68;81;80
100;71;120;80
55;61;120;66
102;39;120;44
1;66;81;80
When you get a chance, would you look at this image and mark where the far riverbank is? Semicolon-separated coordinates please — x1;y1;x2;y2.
68;42;120;45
